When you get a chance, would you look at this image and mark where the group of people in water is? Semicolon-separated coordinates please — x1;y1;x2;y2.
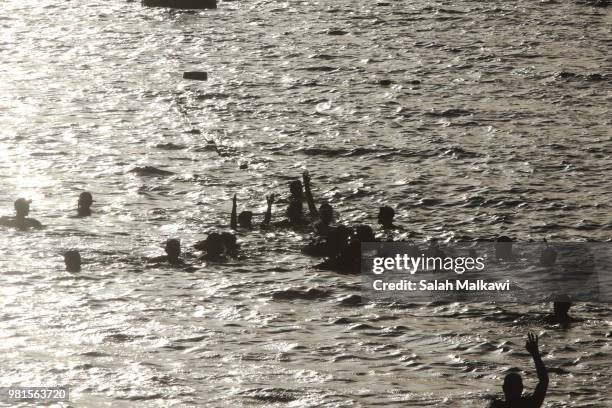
0;172;396;273
2;171;585;407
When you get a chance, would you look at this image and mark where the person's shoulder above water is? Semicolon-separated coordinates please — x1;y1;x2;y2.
194;231;238;262
377;205;404;230
542;296;582;328
263;199;312;231
147;238;187;266
22;217;43;228
0;217;41;229
76;192;94;217
489;398;507;408
489;396;538;408
0;198;44;229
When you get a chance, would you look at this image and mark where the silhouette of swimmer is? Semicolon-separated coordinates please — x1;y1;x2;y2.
0;198;43;229
231;194;274;229
355;224;376;242
302;171;318;218
495;236;515;260
288;200;308;225
149;239;185;265
263;194;273;226
289;179;303;202
316;225;376;274
273;172;320;229
313;202;335;236
268;199;308;229
543;295;580;328
490;332;548;408
194;232;233;261
303;224;351;257
64;250;81;272
77;192;94;217
221;231;239;258
377;206;403;230
231;194;252;229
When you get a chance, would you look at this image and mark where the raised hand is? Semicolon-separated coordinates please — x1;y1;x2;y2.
230;194;238;229
526;331;549;405
526;332;539;355
302;171;311;188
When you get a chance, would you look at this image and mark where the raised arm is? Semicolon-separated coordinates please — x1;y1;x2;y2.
230;194;237;229
526;332;548;408
302;171;318;218
263;194;274;226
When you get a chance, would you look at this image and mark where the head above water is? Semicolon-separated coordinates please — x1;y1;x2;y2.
204;232;225;257
355;224;375;242
220;232;237;253
78;192;93;213
238;211;253;229
377;206;395;227
14;198;31;218
64;250;82;272
553;294;572;317
319;203;334;225
289;179;303;198
165;239;181;260
503;373;524;401
327;225;351;252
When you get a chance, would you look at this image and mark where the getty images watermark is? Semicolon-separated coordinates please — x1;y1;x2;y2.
361;241;612;303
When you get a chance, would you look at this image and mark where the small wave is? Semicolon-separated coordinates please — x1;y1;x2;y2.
348;323;378;330
103;333;142;343
326;29;349;35
155;143;185;150
79;351;109;357
439;146;482;159
298;66;338;72
552;71;609;81
237;388;300;403
424;108;473;117
337;294;362;306
116;393;164;401
308;53;339;60
329;317;353;325
271;287;330;301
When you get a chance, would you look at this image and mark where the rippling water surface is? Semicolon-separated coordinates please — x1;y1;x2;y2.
1;0;611;406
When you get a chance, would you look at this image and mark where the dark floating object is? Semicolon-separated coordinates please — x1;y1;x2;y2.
183;71;208;81
327;29;349;36
129;166;175;176
156;142;185;150
239;162;248;170
378;79;393;86
553;71;608;82
141;0;217;9
299;66;337;72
